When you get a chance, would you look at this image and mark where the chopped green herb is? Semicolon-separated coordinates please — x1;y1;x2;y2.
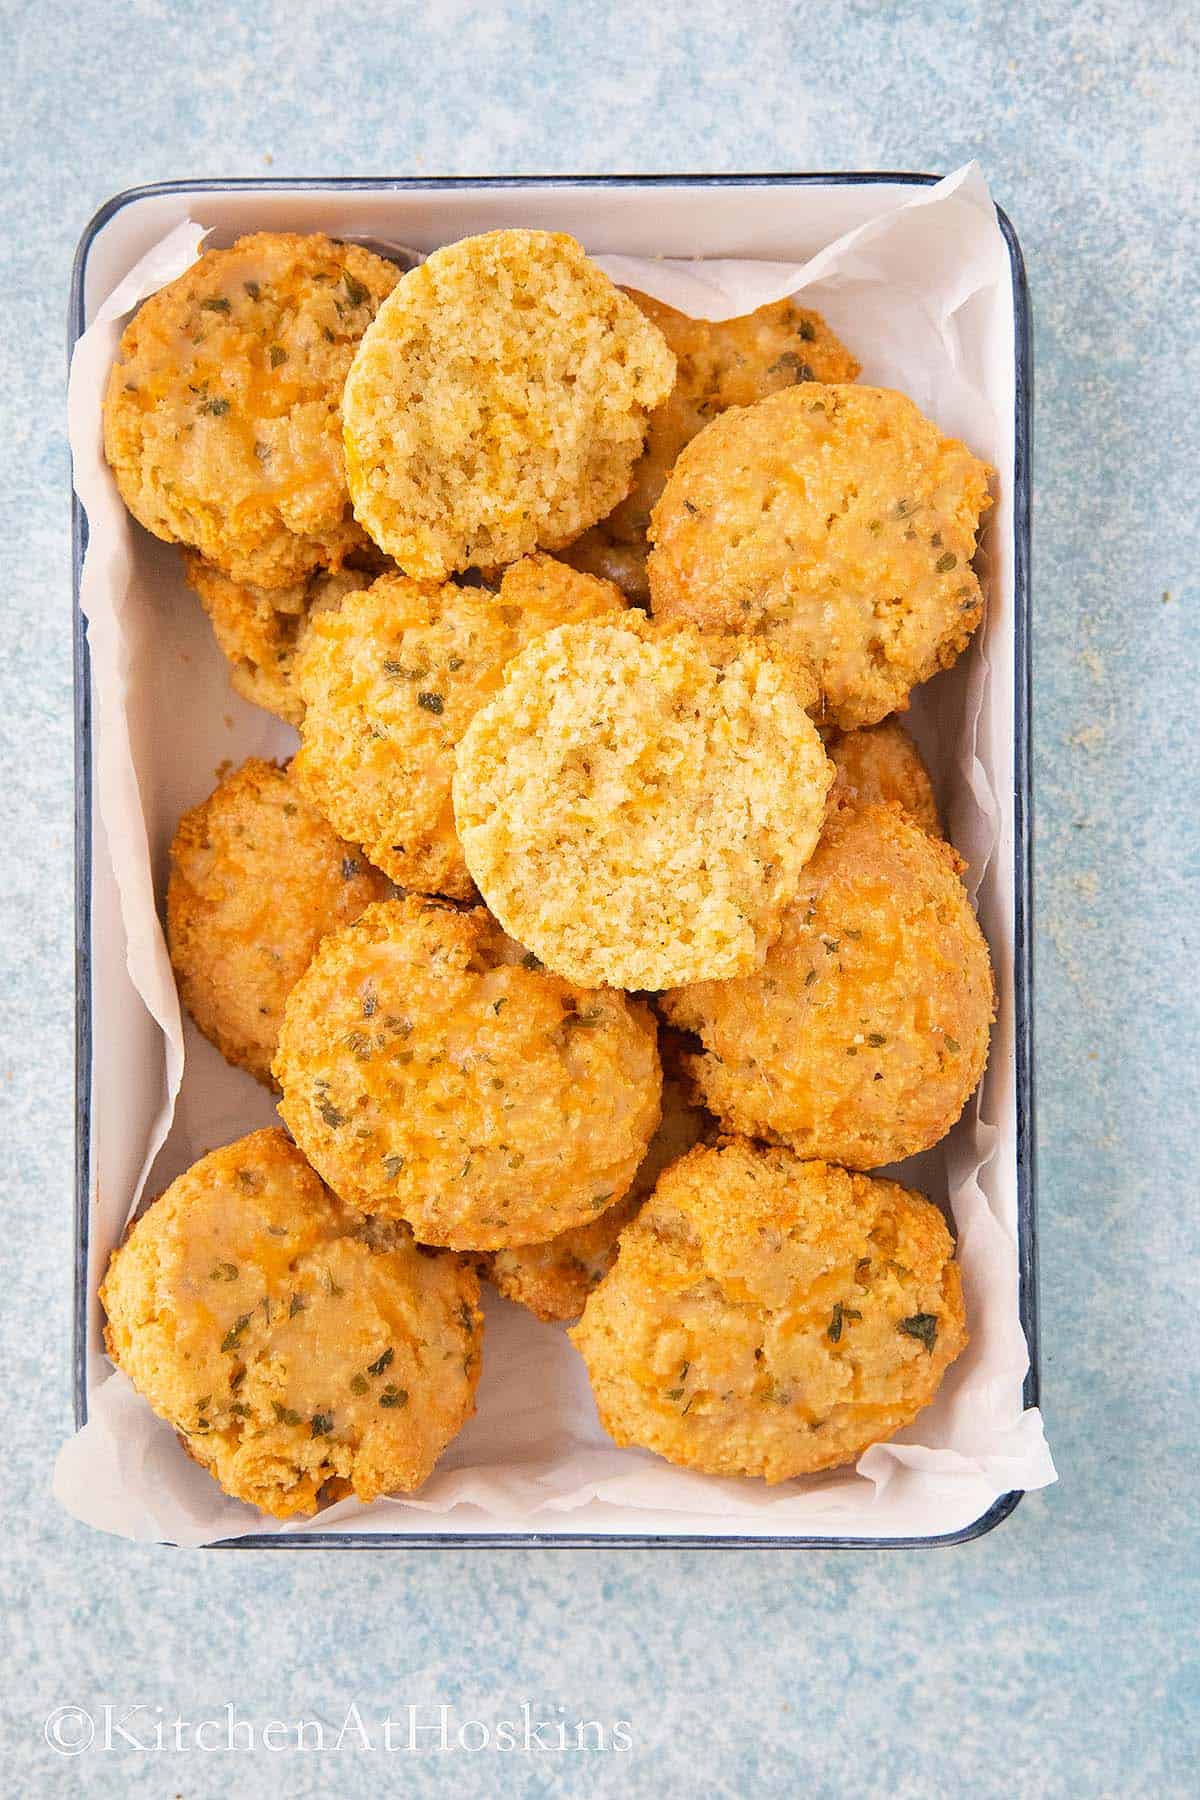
201;296;232;314
220;1313;251;1353
827;1301;863;1343
209;1261;239;1282
898;1313;939;1353
798;318;816;341
944;1036;961;1055
368;1347;395;1376
344;272;369;307
936;551;958;574
768;351;814;382
318;1097;346;1129
665;1388;684;1401
311;1412;334;1436
268;344;288;367
272;1402;302;1426
867;1032;887;1047
350;1374;369;1396
244;280;261;300
521;951;541;971
199;396;230;416
417;691;444;715
381;1153;405;1181
804;968;818;987
379;1385;409;1409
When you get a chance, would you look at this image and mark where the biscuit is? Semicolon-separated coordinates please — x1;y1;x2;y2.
272;898;662;1250
452;613;833;990
100;1129;482;1518
167;759;390;1086
104;232;399;588
182;552;382;725
481;1069;709;1323
567;293;859;602
570;1139;967;1481
341;230;675;577
292;555;624;897
660;802;993;1167
647;385;992;729
827;718;944;839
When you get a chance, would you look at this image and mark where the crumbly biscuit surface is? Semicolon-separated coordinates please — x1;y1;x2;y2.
167;759;390;1085
660;802;993;1167
273;899;662;1249
453;614;832;990
570;1139;967;1480
100;1130;482;1518
648;384;992;729
827;718;944;839
292;556;623;897
482;1069;708;1322
103;232;399;588
568;292;859;602
342;230;675;577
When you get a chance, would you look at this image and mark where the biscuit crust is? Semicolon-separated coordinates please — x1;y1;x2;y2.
567;293;859;602
273;899;662;1249
100;1130;482;1518
647;385;992;729
167;759;390;1086
182;552;381;725
481;1069;709;1323
291;556;623;898
827;718;944;839
660;803;994;1168
104;232;399;588
342;230;675;577
453;614;833;990
570;1139;967;1481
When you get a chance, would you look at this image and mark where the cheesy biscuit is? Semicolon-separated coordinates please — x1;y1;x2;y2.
342;230;675;577
453;613;833;990
100;1129;482;1519
568;292;859;602
167;758;390;1086
827;718;944;839
292;555;623;898
570;1139;967;1481
648;385;992;729
273;898;662;1250
660;802;994;1168
104;232;399;588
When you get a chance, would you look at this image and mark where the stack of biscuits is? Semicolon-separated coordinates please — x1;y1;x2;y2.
99;226;994;1518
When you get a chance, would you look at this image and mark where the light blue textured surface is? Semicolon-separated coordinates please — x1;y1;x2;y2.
2;1;1197;1793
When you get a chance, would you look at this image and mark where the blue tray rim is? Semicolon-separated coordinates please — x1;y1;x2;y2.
69;171;1037;1551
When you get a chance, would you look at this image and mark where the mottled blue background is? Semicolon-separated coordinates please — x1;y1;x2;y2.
2;1;1196;1793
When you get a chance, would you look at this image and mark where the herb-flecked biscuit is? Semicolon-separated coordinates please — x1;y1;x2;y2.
182;552;383;725
659;802;993;1168
104;232;399;588
341;230;675;577
647;385;992;729
167;759;390;1086
100;1129;482;1519
272;898;662;1250
292;555;624;897
452;613;833;990
481;1069;709;1323
569;1139;967;1481
567;293;860;602
827;718;944;839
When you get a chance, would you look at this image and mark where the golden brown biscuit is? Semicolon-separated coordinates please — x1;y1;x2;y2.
100;1129;482;1519
292;556;624;898
453;614;833;990
273;898;662;1250
104;232;399;589
647;385;992;730
481;1070;709;1323
570;1139;967;1481
660;802;994;1168
167;759;390;1086
342;230;675;577
182;552;383;725
568;293;859;602
827;719;944;839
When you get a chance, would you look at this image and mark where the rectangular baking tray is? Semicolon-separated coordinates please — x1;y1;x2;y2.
70;174;1037;1548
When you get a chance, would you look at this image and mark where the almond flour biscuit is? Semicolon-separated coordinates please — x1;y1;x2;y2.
104;232;399;589
100;1129;482;1519
827;718;944;839
452;613;833;990
167;759;390;1086
660;802;994;1168
292;555;624;898
647;385;992;730
341;230;675;577
273;898;662;1250
182;552;384;725
568;293;860;602
481;1069;709;1323
570;1139;967;1481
